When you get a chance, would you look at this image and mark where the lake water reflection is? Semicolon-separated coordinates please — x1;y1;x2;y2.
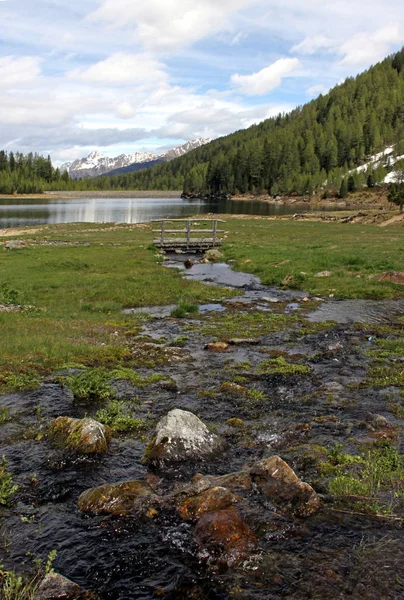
0;195;337;229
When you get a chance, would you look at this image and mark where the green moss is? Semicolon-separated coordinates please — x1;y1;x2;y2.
226;418;246;429
256;356;311;376
200;310;291;340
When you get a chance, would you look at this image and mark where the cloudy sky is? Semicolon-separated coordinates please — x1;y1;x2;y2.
1;0;404;164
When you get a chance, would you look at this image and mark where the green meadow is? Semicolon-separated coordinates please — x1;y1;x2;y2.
0;217;403;390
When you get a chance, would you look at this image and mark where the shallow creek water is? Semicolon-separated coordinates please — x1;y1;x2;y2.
1;256;403;599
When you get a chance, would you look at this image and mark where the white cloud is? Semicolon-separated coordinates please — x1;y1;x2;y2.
89;0;254;51
231;58;301;96
68;53;168;86
306;84;328;97
115;102;136;119
0;56;41;88
292;35;334;55
339;26;404;67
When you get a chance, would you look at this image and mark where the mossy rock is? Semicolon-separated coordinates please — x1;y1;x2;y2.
78;480;157;516
49;417;112;454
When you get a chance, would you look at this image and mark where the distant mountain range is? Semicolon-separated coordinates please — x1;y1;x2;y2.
60;138;211;179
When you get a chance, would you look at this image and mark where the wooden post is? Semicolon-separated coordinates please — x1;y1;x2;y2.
186;220;191;243
161;220;165;244
212;220;217;245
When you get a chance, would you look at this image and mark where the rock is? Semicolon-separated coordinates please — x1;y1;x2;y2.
4;240;26;250
143;409;226;466
49;417;111;454
34;572;99;599
205;342;229;352
78;480;157;516
366;413;389;428
204;249;223;262
219;382;248;397
194;508;257;566
314;271;333;278
374;271;404;285
194;471;252;491
184;259;194;269
228;338;260;346
249;455;320;517
178;486;239;520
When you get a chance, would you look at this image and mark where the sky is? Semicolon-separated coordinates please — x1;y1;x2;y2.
1;0;404;165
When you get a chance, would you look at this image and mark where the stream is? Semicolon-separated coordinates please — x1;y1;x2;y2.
0;255;403;599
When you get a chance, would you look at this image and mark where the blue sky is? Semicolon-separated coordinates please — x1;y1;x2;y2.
1;0;404;164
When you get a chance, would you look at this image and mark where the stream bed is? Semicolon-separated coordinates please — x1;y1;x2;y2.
1;256;403;599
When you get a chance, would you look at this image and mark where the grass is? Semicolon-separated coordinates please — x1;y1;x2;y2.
0;222;236;388
95;399;147;433
170;302;199;318
325;444;404;515
199;309;291;340
221;218;404;299
255;356;311;376
0;218;402;389
0;551;57;600
0;456;19;507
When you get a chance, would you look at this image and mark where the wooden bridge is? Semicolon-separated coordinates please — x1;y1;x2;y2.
153;218;225;252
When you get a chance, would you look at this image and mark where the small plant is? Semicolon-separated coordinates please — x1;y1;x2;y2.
170;335;190;347
1;373;41;392
96;400;146;433
0;456;19;507
0;550;56;600
0;408;10;424
0;283;20;306
170;302;199;318
65;369;115;403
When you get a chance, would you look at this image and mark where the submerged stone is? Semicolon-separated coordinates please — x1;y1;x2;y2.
195;508;257;566
78;480;157;516
143;409;226;466
178;486;240;520
49;417;111;454
249;455;320;518
34;572;99;600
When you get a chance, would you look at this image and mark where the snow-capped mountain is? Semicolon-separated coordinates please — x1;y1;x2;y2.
60;138;211;179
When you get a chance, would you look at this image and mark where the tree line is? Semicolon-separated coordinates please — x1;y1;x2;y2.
0;151;70;194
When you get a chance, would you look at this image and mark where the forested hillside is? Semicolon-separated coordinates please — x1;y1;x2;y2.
88;47;404;197
0;151;70;194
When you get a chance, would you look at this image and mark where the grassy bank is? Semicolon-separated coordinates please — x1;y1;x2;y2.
0;217;403;390
0;222;235;390
221;217;404;299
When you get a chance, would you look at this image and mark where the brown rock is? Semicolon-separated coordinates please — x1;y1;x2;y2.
34;572;99;600
249;455;320;517
78;480;157;516
194;508;257;566
374;271;404;285
205;342;229;352
178;486;239;520
314;271;332;278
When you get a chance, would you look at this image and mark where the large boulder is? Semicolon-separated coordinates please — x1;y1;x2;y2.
49;417;111;454
143;409;226;466
194;508;257;566
34;572;99;600
249;455;320;517
78;480;157;516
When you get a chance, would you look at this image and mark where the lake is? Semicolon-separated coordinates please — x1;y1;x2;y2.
0;195;338;229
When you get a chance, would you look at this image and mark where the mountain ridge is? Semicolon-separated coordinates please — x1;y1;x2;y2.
61;138;211;179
